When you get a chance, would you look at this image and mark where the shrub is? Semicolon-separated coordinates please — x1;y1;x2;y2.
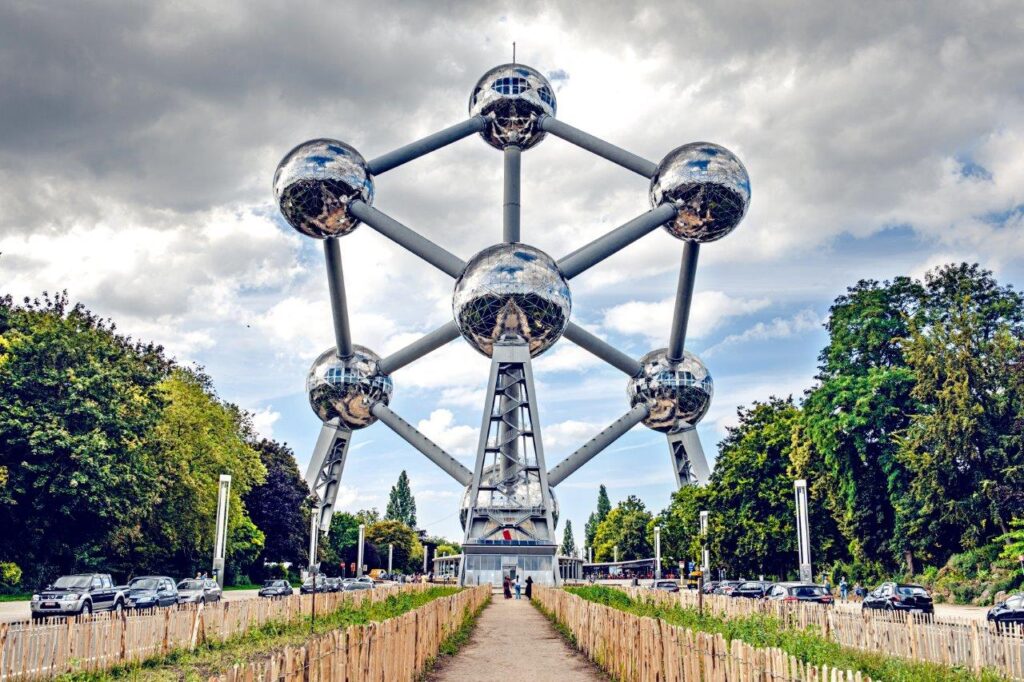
0;562;22;592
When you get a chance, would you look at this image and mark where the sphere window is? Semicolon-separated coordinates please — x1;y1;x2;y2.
493;76;530;96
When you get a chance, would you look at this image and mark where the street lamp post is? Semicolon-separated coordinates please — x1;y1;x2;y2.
699;510;710;575
212;475;232;587
794;479;812;583
654;526;662;580
357;523;366;578
388;543;393;573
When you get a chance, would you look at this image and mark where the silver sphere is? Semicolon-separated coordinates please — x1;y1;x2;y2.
650;142;750;243
453;243;570;358
306;345;392;429
628;349;713;432
273;139;374;239
460;466;559;530
469;64;557;150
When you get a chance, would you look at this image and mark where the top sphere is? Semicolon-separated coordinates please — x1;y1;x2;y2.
628;348;713;432
469;64;557;150
273;139;374;239
452;243;571;358
649;142;750;243
306;344;392;429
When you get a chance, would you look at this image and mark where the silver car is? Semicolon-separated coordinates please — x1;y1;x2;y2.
177;578;222;605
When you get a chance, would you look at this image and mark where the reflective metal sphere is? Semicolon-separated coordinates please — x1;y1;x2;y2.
469;64;557;150
650;142;750;243
453;243;570;358
273;139;374;239
306;345;393;429
460;466;559;530
628;349;713;432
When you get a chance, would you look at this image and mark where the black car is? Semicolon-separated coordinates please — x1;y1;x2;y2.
258;580;294;598
766;582;833;604
731;581;773;598
862;582;934;614
125;576;178;609
987;594;1024;629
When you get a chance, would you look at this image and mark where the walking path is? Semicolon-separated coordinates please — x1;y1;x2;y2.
428;592;606;681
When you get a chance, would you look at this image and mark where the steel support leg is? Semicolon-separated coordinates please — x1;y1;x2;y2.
323;238;353;358
667;242;700;362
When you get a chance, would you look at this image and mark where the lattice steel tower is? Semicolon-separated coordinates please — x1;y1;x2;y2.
274;63;750;586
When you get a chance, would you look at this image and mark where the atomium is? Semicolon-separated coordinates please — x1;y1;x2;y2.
628;349;714;432
277;61;753;586
274;139;374;239
452;243;570;358
469;63;557;150
650;142;750;243
306;345;392;429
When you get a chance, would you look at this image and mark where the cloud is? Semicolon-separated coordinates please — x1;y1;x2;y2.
250;407;281;440
703;309;822;356
543;420;608;450
416;409;478;459
601;291;771;344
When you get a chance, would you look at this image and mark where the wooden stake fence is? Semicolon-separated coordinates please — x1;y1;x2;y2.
537;586;870;682
0;583;441;680
204;585;489;682
615;586;1024;678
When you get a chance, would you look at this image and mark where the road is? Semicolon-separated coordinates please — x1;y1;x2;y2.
0;588;259;624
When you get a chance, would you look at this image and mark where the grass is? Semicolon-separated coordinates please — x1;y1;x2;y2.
416;593;490;680
566;586;1005;682
55;586;460;681
0;592;31;602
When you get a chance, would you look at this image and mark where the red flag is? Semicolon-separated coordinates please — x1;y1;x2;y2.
502;529;512;541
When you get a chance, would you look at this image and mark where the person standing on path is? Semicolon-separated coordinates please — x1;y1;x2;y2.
840;577;849;601
503;576;512;599
524;576;533;599
514;577;521;600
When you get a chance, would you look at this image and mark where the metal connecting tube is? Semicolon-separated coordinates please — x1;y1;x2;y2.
539;116;658;178
368;116;487;175
562;322;641;377
349;201;466;278
503;145;521;242
378;321;461;375
547;404;650;486
557;203;677;279
667;241;700;362
323;238;353;358
371;402;473;486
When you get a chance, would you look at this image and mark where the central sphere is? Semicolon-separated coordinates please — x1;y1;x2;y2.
453;243;570;358
469;64;557;150
274;139;374;239
306;345;393;429
628;349;714;432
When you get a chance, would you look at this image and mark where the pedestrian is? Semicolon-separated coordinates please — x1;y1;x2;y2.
525;576;533;600
514;577;522;600
823;577;831;595
840;577;849;601
502;576;512;599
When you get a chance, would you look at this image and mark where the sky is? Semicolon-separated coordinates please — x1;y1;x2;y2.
2;1;1023;547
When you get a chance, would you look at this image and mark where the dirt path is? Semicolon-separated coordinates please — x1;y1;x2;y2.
428;592;607;681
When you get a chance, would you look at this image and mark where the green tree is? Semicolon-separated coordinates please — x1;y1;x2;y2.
243;440;312;576
585;484;612;552
385;470;417;527
0;293;168;585
799;277;921;568
704;398;800;579
654;484;707;571
364;520;420;573
593;495;653;562
320;511;361;572
897;264;1024;564
560;520;577;556
125;368;267;579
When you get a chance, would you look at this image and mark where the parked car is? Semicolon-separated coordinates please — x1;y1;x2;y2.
325;577;343;592
713;580;743;596
651;580;680;593
300;576;330;594
987;594;1024;630
344;581;373;591
31;573;126;619
765;582;833;604
702;581;720;594
177;578;222;605
731;581;773;599
258;580;294;598
862;583;933;615
125;576;178;609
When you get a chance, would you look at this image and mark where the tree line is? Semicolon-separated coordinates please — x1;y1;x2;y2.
0;293;449;591
582;264;1024;592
